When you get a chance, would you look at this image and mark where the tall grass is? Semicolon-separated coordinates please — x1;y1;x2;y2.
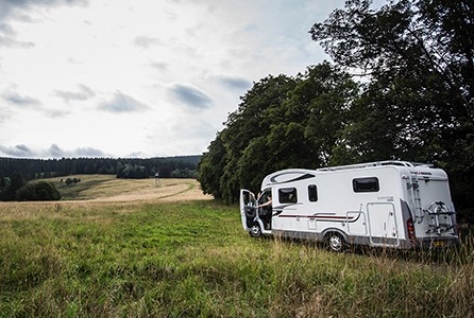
0;199;473;317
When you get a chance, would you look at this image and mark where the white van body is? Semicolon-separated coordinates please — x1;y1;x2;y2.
240;161;459;251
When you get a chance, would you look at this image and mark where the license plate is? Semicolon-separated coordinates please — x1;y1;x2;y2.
431;241;445;248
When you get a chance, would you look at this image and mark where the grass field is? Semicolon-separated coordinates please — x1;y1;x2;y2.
0;176;473;317
45;175;204;201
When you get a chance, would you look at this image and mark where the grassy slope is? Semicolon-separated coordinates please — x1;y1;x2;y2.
42;175;192;200
0;178;473;317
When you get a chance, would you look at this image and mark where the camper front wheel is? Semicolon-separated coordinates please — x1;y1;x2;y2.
249;223;262;237
326;232;346;252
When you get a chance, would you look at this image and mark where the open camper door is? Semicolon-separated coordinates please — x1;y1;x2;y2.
240;189;256;232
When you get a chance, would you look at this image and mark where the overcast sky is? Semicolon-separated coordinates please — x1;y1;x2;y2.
0;0;345;159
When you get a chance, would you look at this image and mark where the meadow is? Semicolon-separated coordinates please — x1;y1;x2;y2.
0;176;473;317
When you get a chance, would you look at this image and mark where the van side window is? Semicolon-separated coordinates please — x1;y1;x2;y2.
308;185;318;202
353;177;379;192
279;188;297;203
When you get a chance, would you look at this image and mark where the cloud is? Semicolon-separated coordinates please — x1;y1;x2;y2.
0;108;12;124
49;143;63;157
2;89;71;118
145;116;220;156
0;144;34;157
98;91;150;113
55;84;95;103
0;35;35;48
2;90;70;118
134;36;163;48
0;19;33;48
0;0;345;158
73;146;106;157
0;23;15;35
49;143;106;158
168;83;212;109
0;143;108;158
150;62;169;72
215;75;252;91
172;117;218;140
2;91;41;107
0;0;89;50
0;0;88;49
0;0;88;23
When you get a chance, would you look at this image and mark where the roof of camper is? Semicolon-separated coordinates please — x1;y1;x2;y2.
260;161;440;189
316;160;434;172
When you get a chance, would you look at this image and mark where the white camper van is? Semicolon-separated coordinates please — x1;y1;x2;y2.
240;161;459;251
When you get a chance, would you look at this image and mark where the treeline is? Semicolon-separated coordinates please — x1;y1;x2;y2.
0;156;200;201
198;0;474;215
0;156;200;180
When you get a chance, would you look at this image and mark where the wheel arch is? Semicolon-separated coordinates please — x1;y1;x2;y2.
321;228;349;242
249;219;265;237
322;228;350;252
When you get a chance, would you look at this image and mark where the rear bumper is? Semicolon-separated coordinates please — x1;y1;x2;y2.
414;237;460;249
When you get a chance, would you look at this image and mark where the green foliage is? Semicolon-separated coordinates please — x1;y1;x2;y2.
16;181;61;201
199;0;474;212
65;177;81;186
197;134;227;199
0;156;200;181
170;168;197;179
0;200;473;317
116;163;149;179
199;64;358;203
309;0;474;208
0;173;25;201
312;0;474;165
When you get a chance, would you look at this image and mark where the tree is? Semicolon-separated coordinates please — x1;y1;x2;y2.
16;181;61;201
310;0;474;210
0;173;25;201
198;64;358;203
289;63;359;166
218;74;298;203
197;134;227;199
309;0;474;156
0;176;9;201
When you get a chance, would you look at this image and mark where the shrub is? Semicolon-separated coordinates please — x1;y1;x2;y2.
65;178;81;186
16;181;61;201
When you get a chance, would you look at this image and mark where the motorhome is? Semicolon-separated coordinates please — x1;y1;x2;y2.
240;161;459;251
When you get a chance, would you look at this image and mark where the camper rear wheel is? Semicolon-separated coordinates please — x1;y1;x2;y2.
249;223;262;238
326;232;346;252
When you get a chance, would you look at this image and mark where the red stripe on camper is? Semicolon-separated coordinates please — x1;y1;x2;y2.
278;214;356;221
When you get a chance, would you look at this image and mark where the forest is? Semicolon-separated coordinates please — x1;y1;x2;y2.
197;0;474;218
0;156;199;201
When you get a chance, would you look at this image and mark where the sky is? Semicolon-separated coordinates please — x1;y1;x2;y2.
0;0;346;159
